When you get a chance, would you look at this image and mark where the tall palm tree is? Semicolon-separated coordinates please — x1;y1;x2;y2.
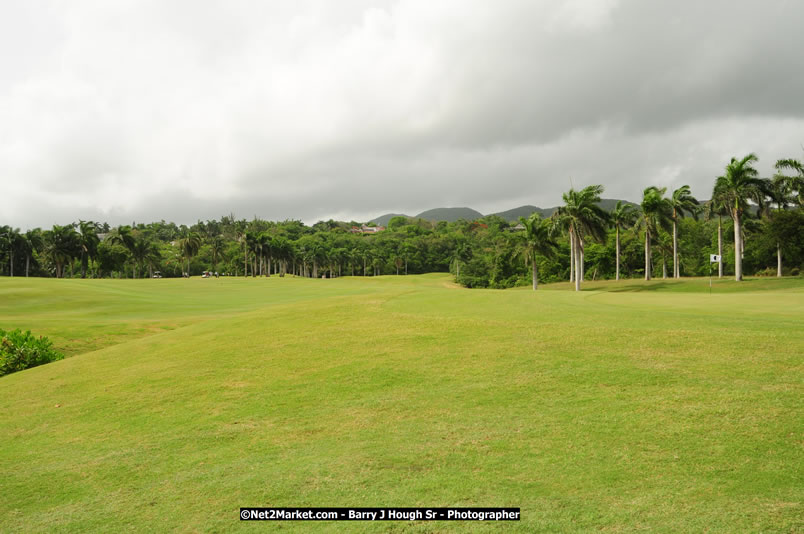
107;226;137;277
271;236;291;276
656;230;673;279
22;229;43;277
704;193;729;278
256;232;271;276
244;231;259;277
42;224;80;278
669;185;699;278
209;235;224;273
763;174;794;277
554;185;609;291
130;235;159;278
77;220;100;278
610;201;637;281
1;227;23;277
638;187;673;281
518;213;557;290
176;232;202;276
713;154;766;281
234;220;248;277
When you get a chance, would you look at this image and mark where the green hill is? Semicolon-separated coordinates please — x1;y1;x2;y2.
369;212;411;226
371;199;640;225
414;207;484;222
491;205;553;222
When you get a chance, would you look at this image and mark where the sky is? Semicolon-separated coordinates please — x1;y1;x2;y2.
2;0;803;230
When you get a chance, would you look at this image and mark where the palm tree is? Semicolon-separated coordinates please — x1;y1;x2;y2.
1;227;23;277
554;185;609;291
130;235;160;278
42;225;80;278
256;232;271;276
775;158;803;207
656;230;673;279
144;241;162;279
244;231;259;277
610;201;637;281
107;226;137;277
234;220;248;277
77;220;100;278
271;236;291;276
176;232;202;276
669;185;699;278
763;174;794;277
704;193;729;278
22;229;43;277
209;235;224;273
638;187;673;281
518;213;557;290
713;154;766;281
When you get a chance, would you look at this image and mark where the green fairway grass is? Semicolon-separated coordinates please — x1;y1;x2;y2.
1;275;802;532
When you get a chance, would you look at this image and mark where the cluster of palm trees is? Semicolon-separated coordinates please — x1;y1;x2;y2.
519;153;803;291
0;222;101;278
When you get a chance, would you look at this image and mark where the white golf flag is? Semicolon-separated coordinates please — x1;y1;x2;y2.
710;254;721;262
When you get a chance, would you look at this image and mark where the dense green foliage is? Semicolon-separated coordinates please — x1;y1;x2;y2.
0;328;63;377
1;155;803;287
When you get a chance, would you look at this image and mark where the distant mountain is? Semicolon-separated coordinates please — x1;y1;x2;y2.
491;205;554;222
597;198;639;212
491;199;638;222
369;213;411;227
369;199;639;225
415;207;484;222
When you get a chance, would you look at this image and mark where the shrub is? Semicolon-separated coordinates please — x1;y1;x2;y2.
0;329;63;377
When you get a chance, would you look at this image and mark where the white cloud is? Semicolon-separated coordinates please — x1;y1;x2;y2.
0;0;802;229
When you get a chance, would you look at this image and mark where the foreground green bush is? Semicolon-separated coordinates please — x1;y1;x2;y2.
0;329;63;377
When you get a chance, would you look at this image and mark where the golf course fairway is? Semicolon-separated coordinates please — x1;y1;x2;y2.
1;274;802;532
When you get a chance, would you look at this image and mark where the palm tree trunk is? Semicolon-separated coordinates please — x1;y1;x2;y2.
645;228;651;281
25;255;30;277
616;226;620;281
673;219;679;278
717;217;723;278
405;259;408;275
734;211;742;281
574;232;581;292
777;242;782;277
244;249;248;277
579;237;585;282
662;254;667;279
569;229;575;282
9;251;13;277
313;260;318;278
532;258;538;290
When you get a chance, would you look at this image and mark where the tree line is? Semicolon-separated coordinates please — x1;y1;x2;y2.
1;153;802;290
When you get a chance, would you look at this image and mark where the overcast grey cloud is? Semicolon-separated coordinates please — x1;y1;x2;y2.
2;0;803;229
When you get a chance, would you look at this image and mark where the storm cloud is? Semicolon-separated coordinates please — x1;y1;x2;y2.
2;0;803;229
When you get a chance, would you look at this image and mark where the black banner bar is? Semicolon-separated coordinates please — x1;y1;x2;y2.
240;507;520;521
